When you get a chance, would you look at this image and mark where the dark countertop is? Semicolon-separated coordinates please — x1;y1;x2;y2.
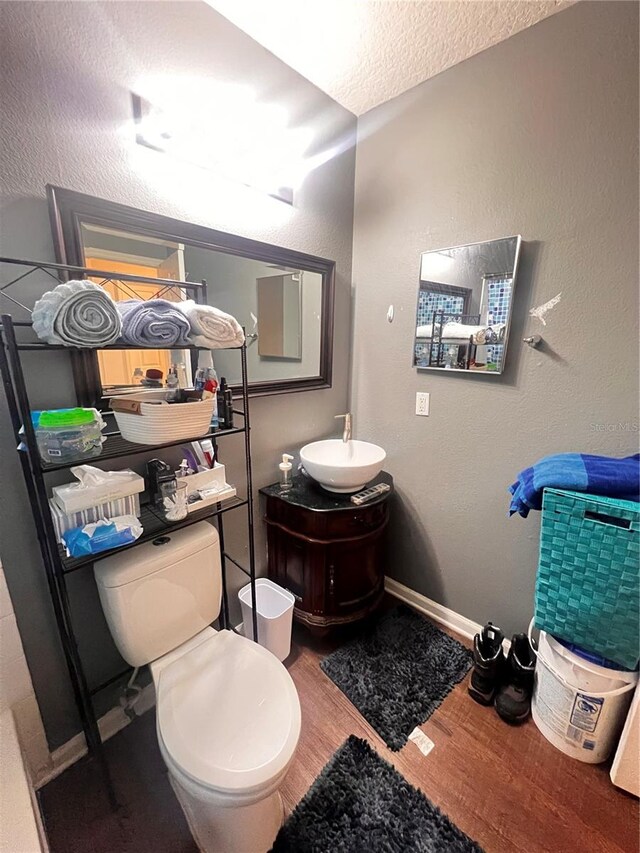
260;470;393;512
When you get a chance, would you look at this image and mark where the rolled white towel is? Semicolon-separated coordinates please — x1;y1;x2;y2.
177;300;245;349
441;321;488;340
32;280;122;347
416;325;432;338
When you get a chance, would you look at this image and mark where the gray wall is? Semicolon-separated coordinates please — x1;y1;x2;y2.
0;1;355;748
351;1;639;636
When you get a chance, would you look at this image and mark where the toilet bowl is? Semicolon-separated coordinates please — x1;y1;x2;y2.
151;627;300;852
94;523;301;853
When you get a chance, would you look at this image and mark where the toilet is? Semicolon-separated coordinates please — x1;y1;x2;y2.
94;522;301;853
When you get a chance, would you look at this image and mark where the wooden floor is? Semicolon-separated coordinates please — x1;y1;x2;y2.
282;618;639;853
41;605;638;853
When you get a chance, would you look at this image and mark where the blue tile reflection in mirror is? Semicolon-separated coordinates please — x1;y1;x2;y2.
413;236;522;375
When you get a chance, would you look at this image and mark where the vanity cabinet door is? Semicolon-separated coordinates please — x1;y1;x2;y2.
267;526;306;604
265;526;327;616
325;528;386;616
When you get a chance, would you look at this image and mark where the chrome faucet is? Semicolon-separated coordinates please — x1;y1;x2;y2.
334;412;352;443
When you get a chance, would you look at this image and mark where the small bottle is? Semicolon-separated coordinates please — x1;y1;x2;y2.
217;377;228;429
195;351;218;428
194;366;206;391
279;454;294;491
166;365;179;400
175;363;188;388
193;350;211;391
131;367;144;385
208;372;219;431
224;383;234;429
444;346;457;369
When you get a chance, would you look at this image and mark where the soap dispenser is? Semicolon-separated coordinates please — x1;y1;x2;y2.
279;454;294;491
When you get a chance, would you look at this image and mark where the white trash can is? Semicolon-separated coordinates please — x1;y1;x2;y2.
238;578;295;662
530;625;637;764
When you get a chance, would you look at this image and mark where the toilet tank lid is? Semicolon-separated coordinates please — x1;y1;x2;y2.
95;522;219;588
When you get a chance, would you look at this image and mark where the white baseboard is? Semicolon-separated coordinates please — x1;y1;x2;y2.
384;577;483;641
384;577;512;652
35;683;156;788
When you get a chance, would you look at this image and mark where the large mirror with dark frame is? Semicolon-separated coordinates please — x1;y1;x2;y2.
413;235;522;375
47;186;334;405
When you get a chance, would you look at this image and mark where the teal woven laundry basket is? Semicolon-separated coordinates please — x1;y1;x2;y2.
535;489;640;669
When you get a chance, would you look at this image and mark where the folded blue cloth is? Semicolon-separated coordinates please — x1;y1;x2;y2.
117;299;191;347
509;452;640;517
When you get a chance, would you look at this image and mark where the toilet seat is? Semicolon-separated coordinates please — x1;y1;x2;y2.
156;630;300;796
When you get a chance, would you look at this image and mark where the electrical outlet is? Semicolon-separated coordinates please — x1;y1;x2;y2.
415;392;430;416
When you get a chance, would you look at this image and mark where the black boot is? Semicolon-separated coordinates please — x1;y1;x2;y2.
468;622;505;705
495;634;536;724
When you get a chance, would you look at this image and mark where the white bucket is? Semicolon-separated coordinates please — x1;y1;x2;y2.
238;578;295;662
530;622;637;763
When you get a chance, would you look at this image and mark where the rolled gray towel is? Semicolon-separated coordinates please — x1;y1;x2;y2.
116;299;191;347
32;280;122;347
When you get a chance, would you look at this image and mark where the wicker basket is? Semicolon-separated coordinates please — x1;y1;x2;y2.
110;390;214;445
535;489;639;669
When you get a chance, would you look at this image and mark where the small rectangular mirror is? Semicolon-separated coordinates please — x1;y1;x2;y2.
413;235;522;375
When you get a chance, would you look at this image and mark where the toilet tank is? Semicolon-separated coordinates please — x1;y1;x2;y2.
94;522;222;667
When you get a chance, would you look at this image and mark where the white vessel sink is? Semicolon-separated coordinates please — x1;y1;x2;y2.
299;439;386;493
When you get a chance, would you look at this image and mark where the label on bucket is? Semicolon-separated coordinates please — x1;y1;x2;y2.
570;694;604;733
534;658;575;738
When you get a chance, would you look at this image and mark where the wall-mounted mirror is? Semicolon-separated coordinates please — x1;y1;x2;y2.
413;235;521;375
47;186;334;404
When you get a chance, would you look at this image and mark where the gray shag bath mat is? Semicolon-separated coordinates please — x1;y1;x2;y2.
271;736;483;853
320;605;473;750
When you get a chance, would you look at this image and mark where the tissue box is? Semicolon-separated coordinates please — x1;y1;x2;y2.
52;468;145;513
49;494;141;545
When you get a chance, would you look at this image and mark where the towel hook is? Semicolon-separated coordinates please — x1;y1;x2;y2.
523;334;542;348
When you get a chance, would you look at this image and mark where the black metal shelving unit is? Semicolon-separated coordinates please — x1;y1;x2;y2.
426;310;482;369
0;256;258;790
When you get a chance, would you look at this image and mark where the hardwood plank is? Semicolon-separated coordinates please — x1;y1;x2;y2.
281;613;639;853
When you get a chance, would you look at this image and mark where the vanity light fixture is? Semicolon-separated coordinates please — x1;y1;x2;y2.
132;92;305;204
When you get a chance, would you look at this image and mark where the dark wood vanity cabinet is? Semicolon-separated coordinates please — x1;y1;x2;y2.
260;473;392;633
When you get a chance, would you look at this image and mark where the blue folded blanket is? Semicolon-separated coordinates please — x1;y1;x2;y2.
117;299;191;348
509;452;640;517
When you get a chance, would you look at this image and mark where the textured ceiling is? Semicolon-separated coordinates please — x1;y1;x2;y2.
205;1;574;115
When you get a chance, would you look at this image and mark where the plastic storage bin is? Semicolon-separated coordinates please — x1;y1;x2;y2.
535;488;640;669
531;627;637;763
179;463;237;513
34;408;104;464
110;391;214;445
239;578;295;662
